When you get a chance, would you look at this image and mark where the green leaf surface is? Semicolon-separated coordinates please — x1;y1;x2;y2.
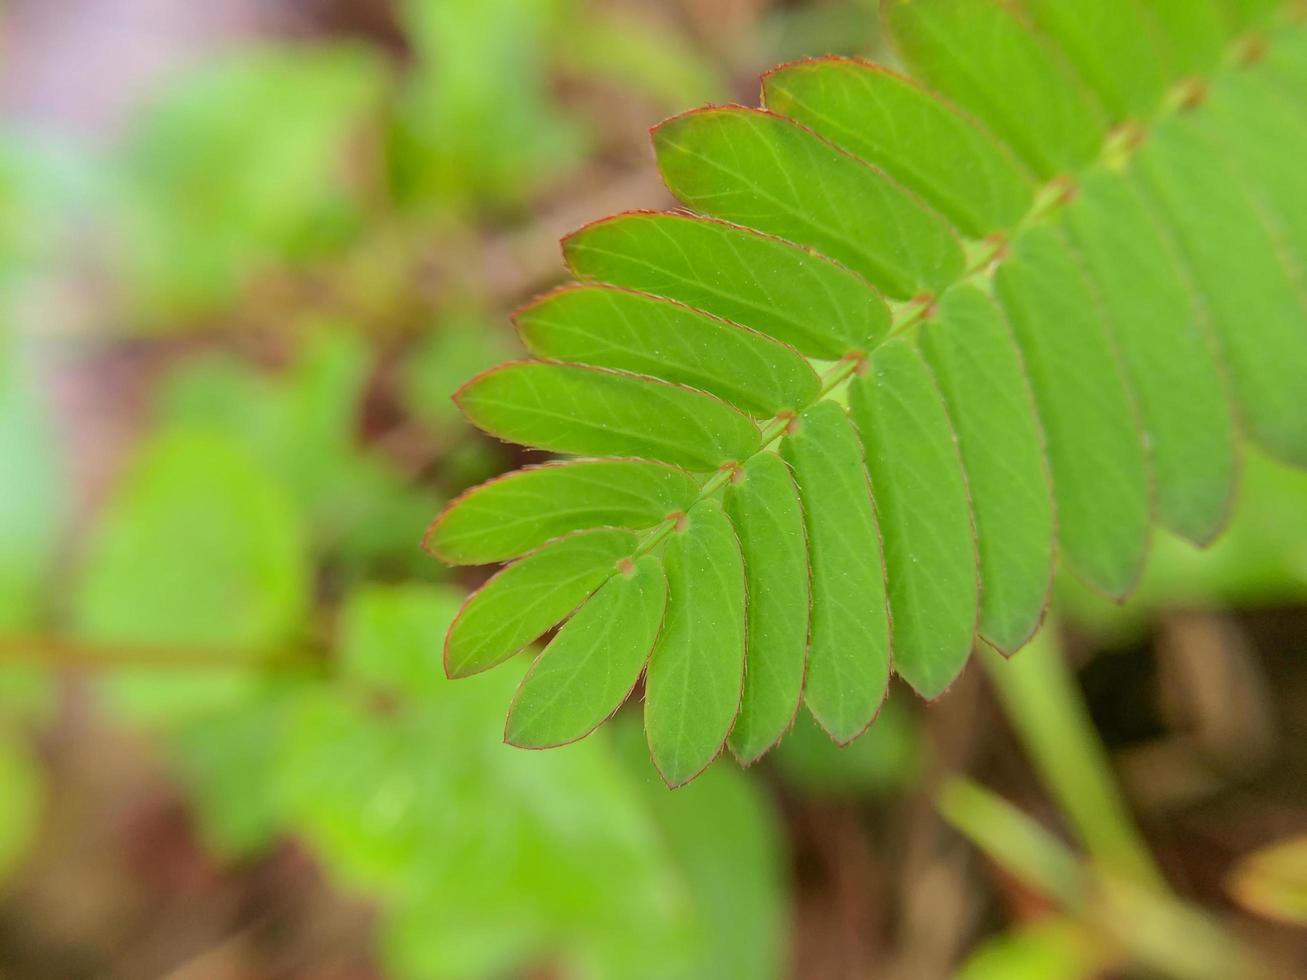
780;401;890;742
1064;168;1238;545
885;0;1104;178
653;106;963;299
515;285;819;417
644;501;746;786
762;58;1033;238
723;452;809;765
164;682;301;859
1214;0;1281;32
850;340;978;698
995;225;1151;599
455;361;760;471
427;458;698;565
1199;66;1307;288
1136;0;1227;79
564;212;890;359
446;529;639;679
73;429;308;652
1135;113;1307;467
507;554;666;748
1022;0;1168;121
916;286;1054;654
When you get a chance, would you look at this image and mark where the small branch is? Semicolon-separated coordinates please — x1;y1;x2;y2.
0;633;322;674
980;620;1167;894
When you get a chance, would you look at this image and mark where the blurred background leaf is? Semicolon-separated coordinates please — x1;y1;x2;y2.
109;45;387;323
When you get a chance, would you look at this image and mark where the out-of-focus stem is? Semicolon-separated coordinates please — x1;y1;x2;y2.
980;619;1166;893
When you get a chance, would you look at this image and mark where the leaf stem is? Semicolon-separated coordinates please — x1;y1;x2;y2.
981;621;1166;894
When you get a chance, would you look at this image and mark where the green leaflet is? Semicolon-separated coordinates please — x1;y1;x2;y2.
1214;0;1281;32
1064;169;1238;545
1136;0;1227;79
1135;114;1307;468
427;458;698;565
916;286;1054;654
563;212;889;360
885;0;1104;179
762;58;1033;238
445;529;638;679
514;285;819;417
994;225;1151;599
652;107;963;300
1264;23;1307;97
1022;0;1168;121
780;401;890;743
644;500;747;787
455;361;760;471
723;452;809;765
849;340;977;699
1199;67;1307;286
506;554;666;748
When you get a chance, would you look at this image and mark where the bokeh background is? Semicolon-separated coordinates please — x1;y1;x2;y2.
1;1;1305;977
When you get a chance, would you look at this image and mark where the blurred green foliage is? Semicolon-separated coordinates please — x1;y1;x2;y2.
0;334;66;632
0;9;795;976
391;0;584;212
1058;448;1307;641
3;0;1307;976
111;46;387;320
0;733;41;880
74;429;310;653
773;697;922;798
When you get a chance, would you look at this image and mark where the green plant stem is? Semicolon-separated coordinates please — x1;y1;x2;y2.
981;620;1166;893
939;776;1267;980
0;633;322;673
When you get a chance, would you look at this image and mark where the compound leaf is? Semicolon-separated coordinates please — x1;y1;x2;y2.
429;5;1307;781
